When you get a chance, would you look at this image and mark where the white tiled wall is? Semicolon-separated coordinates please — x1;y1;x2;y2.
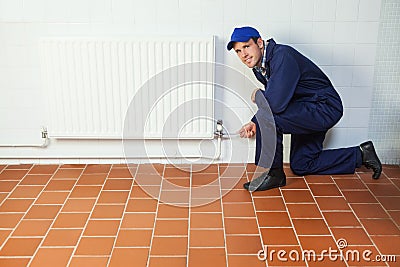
0;0;388;164
368;0;400;165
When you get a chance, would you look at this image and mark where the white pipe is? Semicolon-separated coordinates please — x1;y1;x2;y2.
0;127;50;148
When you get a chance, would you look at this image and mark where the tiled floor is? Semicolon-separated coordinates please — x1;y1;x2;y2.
0;163;399;267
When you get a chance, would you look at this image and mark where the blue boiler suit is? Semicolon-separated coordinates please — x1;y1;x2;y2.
252;39;362;175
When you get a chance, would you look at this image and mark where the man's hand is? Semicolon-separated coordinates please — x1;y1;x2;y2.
238;122;256;138
251;88;260;103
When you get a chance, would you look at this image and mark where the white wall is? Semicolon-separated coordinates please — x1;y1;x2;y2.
0;0;383;164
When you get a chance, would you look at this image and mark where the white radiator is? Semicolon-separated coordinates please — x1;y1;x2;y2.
40;37;215;139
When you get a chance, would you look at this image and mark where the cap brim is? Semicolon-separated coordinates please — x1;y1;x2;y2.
226;36;253;51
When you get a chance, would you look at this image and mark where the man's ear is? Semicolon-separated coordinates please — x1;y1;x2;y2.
257;38;264;49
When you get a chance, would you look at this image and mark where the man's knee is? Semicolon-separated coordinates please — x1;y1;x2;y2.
290;162;310;176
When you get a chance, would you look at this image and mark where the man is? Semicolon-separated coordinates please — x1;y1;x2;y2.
227;26;382;192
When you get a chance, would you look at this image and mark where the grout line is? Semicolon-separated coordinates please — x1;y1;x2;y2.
217;163;231;267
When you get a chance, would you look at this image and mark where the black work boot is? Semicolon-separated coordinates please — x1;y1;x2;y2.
243;168;286;192
360;141;382;179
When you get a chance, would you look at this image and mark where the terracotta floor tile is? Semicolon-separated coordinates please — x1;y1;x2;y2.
220;177;248;190
121;213;155;229
77;174;107;185
151;236;188;256
342;246;388;266
137;164;164;175
6;164;32;170
323;211;361;227
0;170;29;180
98;191;129;204
315;197;351;211
91;204;125;219
62;199;96;212
219;166;246;178
366;183;400;196
0;258;30;267
189;229;225;247
60;164;86;169
284;177;308;189
36;191;69;204
0;199;34;212
298;236;337;254
221;189;253;203
251;187;282;197
304;175;333;183
361;218;400;235
29;165;58;174
192;164;219;173
159;190;190;204
292;219;330;235
108;168;134;178
287;203;322;218
131;185;160;198
69;256;109;267
224;217;259;235
389;210;400;226
12;219;52;236
189;248;226;267
0;193;7;203
126;199;158;212
162;178;190;189
25;204;61;219
0;237;42;256
254;197;286;211
359;172;392;183
0;229;11;246
223;202;256;217
83;220;120;236
330;227;372;246
382;166;400;178
0;213;24;228
191;173;219;186
157;204;189;218
377;196;400;210
75;237;115;255
350;203;389;218
309;184;341;196
371;235;400;255
306;256;347;267
30;248;73;267
341;190;378;203
115;229;152;247
9;185;44;198
149;256;187;267
42;229;82;246
103;179;133;190
282;189;315;203
53;213;90;228
154;219;188;236
0;180;18;192
83;164;111;174
334;178;367;190
260;227;299;245
190;199;222;212
225;235;262;254
109;248;149;267
191;185;220;199
20;174;52;185
53;168;83;179
190;213;223;229
228;255;267;267
135;174;163;187
257;211;291;227
164;167;190;178
69;186;102;198
44;179;76;191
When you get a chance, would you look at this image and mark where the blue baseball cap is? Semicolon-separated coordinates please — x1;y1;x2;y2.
227;26;261;51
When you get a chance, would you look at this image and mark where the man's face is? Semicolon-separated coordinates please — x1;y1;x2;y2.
233;38;264;68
